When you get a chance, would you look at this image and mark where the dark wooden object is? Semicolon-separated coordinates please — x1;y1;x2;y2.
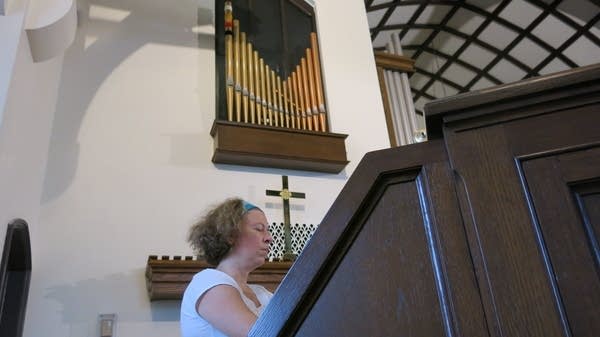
145;255;292;301
0;219;31;337
250;64;600;337
211;120;349;173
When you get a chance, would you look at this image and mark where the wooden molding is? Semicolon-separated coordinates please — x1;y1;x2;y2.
211;120;349;173
376;66;398;147
374;51;415;73
145;255;293;301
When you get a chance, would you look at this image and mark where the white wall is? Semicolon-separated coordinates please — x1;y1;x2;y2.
24;0;387;336
315;0;388;161
0;0;65;271
0;0;27;129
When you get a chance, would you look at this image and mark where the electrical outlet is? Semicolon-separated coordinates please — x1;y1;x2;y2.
99;314;116;337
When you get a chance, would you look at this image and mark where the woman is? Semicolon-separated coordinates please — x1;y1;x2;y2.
180;198;274;337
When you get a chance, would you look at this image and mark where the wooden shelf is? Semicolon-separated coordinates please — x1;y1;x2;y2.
145;255;293;301
210;120;349;173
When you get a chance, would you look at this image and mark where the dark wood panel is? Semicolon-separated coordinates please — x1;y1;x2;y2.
251;140;450;337
251;140;447;336
576;186;600;265
425;64;600;337
557;148;600;183
296;177;447;337
247;65;600;337
294;160;489;337
421;162;490;337
444;125;566;337
425;64;600;139
522;147;600;337
251;140;487;336
505;105;600;158
425;64;600;118
581;192;600;237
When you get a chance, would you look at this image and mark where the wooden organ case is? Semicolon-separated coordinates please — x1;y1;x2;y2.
250;64;600;337
211;0;348;173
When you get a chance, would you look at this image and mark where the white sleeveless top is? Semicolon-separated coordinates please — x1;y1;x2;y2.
180;269;273;337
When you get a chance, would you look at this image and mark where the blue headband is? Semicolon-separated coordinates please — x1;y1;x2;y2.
242;200;260;213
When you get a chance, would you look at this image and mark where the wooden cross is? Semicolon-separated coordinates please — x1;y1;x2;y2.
266;175;306;261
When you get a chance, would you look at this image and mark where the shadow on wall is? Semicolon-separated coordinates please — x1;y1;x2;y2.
214;162;350;180
44;269;179;323
42;0;215;203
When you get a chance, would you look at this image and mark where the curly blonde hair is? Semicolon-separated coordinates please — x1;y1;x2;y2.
187;198;246;265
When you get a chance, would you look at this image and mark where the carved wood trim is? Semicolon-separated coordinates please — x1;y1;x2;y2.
145;255;293;301
374;51;415;73
376;66;398;147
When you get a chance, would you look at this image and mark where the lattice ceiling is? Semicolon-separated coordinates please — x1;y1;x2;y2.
366;0;600;113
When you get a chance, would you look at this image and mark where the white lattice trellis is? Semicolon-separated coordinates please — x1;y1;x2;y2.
267;222;318;261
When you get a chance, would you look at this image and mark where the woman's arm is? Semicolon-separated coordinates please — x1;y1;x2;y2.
196;284;257;337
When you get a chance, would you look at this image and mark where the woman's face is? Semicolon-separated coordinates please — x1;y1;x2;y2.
232;209;273;264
